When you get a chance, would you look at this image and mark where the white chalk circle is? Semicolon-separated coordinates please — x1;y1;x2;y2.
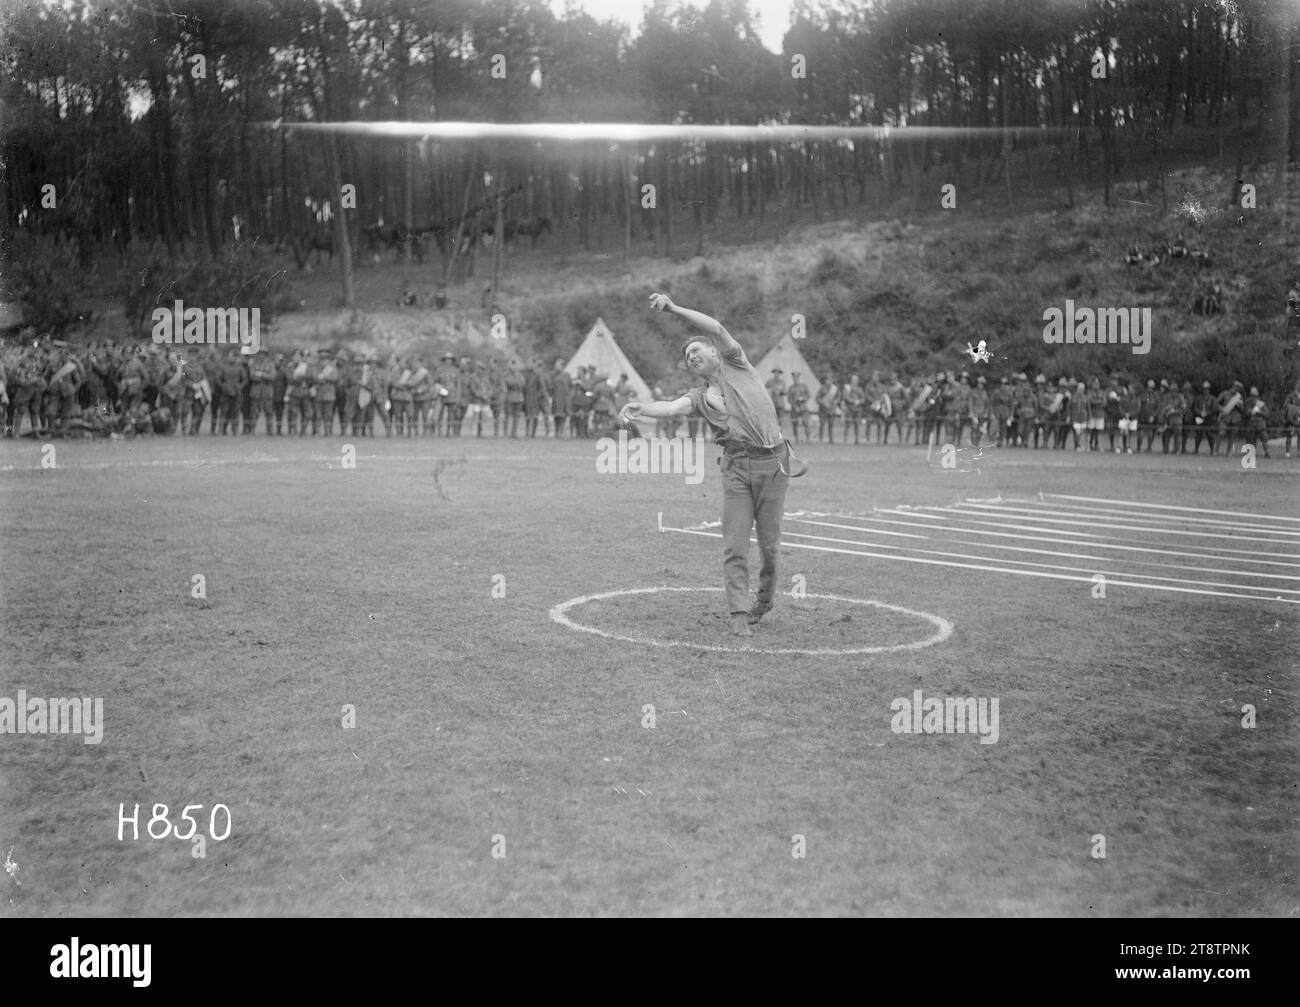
548;586;954;655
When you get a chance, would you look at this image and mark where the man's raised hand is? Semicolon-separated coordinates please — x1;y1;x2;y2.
619;401;644;424
649;292;675;313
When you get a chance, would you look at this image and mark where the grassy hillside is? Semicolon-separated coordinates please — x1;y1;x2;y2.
14;164;1298;399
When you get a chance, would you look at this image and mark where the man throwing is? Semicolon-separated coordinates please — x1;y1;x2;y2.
619;293;805;638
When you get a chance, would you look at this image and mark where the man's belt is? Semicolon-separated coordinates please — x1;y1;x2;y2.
721;440;783;457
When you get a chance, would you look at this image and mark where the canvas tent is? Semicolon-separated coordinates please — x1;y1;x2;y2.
564;317;654;405
755;332;822;412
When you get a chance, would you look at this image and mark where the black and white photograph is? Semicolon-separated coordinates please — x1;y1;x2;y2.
0;0;1296;939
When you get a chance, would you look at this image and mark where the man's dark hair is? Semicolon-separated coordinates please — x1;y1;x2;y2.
681;336;713;361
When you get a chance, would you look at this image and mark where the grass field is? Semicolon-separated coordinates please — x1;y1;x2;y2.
1;434;1297;917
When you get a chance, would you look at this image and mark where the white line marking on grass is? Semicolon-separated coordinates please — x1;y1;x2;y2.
664;529;1300;605
780;528;1300;582
1011;499;1300;535
918;506;1299;546
943;503;1300;541
548;586;954;655
1044;493;1300;523
828;510;1300;560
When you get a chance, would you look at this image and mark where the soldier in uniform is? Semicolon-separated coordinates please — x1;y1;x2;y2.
945;372;969;447
316;351;342;436
286;350;313;436
551;359;572;438
333;352;351;434
1011;373;1035;448
1281;380;1300;458
883;373;905;445
1190;380;1217;454
1243;386;1270;458
842;373;867;445
990;376;1014;447
1160;380;1187;454
569;368;592;438
48;346;83;435
271;353;288;434
523;359;547;438
433;352;462;436
239;348;255;434
814;372;837;443
183;351;210;435
120;348;149;414
1216;380;1245;456
481;359;500;438
245;348;275;434
204;349;224;435
369;353;391;437
1066;380;1088;450
8;345;43;437
967;375;989;447
464;359;493;437
1085;377;1107;452
787;372;811;442
158;351;186;435
1103;378;1123;452
1178;381;1196;454
765;368;788;438
498;361;521;438
920;373;946;447
1137;379;1162;452
218;351;247;435
1028;374;1050;449
409;356;432;436
383;355;407;437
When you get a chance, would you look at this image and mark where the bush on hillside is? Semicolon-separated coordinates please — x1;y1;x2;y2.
8;233;98;336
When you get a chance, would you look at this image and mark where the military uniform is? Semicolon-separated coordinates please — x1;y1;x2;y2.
465;364;492;437
1137;381;1161;452
287;352;313;436
504;365;526;438
551;361;572;438
765;370;788;437
409;359;432;436
159;354;186;435
315;355;341;436
247;351;276;434
1085;382;1107;452
816;377;839;443
1243;388;1270;457
787;375;811;442
1103;383;1122;452
1007;375;1032;447
1191;382;1217;454
842;376;866;444
968;377;990;447
1032;376;1054;449
1160;381;1186;454
271;355;289;434
1216;382;1245;455
522;362;547;438
433;354;462;436
1281;383;1300;458
204;352;224;434
991;378;1014;447
218;355;247;435
181;356;208;435
8;348;43;437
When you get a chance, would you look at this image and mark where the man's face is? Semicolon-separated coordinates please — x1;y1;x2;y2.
683;340;720;375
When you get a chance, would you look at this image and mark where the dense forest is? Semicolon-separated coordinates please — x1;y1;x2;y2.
2;0;1296;286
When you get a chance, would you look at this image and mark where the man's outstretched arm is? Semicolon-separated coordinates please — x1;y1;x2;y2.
649;293;741;355
620;395;694;423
